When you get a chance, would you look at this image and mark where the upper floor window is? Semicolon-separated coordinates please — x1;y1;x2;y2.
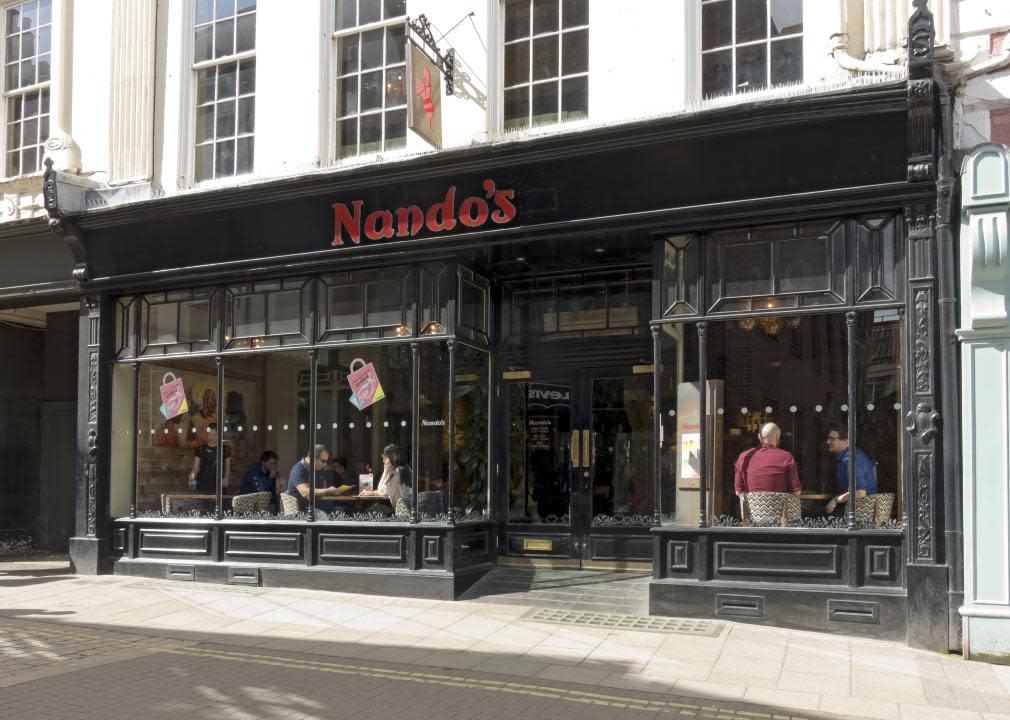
3;0;50;177
701;0;802;98
333;0;406;159
503;0;588;131
193;0;256;181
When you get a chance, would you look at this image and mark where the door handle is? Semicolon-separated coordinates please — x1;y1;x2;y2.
571;429;581;469
582;429;590;470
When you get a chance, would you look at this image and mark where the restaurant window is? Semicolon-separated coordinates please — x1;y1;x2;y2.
318;267;413;342
224;278;310;350
193;0;256;181
332;0;406;159
140;288;219;356
503;0;588;131
3;0;50;177
315;344;412;520
417;342;449;519
701;0;803;98
659;311;901;528
457;267;490;345
455;345;489;519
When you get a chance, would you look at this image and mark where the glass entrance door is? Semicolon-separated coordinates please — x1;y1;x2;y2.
502;369;653;565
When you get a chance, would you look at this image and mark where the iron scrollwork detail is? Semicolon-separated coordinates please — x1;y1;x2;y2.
86;428;98;537
905;402;941;444
913;290;932;393
916;454;933;560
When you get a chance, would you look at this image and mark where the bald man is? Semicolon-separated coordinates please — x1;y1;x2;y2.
734;423;802;497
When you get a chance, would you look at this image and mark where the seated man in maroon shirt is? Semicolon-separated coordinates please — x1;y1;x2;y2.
734;423;802;497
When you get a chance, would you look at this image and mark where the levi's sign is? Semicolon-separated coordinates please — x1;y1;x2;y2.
331;179;517;246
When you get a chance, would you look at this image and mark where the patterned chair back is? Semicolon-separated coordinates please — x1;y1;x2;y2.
855;493;895;527
740;492;801;526
232;492;272;514
280;493;301;518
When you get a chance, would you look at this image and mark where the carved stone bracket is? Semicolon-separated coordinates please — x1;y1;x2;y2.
43;157;89;280
905;402;942;444
908;0;935;80
908;79;935;182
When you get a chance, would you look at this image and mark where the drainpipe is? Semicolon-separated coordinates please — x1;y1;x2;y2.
830;0;901;74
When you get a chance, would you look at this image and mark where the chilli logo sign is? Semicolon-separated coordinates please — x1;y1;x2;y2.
331;179;517;246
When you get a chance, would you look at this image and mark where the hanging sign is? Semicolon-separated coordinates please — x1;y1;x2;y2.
331;178;517;246
347;358;385;410
159;373;189;419
408;43;442;149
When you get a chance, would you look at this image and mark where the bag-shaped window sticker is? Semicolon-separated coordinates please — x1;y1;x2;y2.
160;372;190;419
347;358;385;410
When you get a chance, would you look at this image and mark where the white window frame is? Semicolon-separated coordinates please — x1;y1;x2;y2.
698;0;803;100
0;0;51;179
188;0;257;185
500;0;589;132
325;1;408;164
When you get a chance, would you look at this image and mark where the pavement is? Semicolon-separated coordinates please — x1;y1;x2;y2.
0;559;1008;720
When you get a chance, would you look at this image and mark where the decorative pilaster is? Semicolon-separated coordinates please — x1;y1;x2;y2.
907;0;935;182
84;297;100;537
108;0;157;183
43;0;80;172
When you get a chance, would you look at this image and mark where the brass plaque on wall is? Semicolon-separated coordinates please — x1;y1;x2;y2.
523;538;553;552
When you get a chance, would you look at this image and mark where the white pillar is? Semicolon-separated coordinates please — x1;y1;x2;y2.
108;0;156;184
43;0;80;172
957;142;1010;663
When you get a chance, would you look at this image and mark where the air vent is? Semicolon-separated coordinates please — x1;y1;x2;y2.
167;565;195;581
828;599;879;624
228;566;260;586
529;609;722;637
716;593;764;617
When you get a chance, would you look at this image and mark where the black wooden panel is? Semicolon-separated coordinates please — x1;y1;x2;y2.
715;542;841;578
505;531;572;558
318;533;405;561
456;528;490;566
668;540;692;572
423;536;442;563
590;534;652;561
866;545;896;581
224;531;303;559
140;528;211;555
112;526;127;552
228;566;261;586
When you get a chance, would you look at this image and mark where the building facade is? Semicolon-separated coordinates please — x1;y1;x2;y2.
4;0;1006;654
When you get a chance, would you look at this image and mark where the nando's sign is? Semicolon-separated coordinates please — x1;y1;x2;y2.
331;179;517;246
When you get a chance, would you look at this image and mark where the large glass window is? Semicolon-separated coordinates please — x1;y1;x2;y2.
701;0;803;98
455;345;489;519
193;0;256;181
3;0;50;176
504;0;588;130
659;311;901;528
333;0;406;159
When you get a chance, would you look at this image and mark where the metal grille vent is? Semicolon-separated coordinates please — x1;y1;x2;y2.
530;608;722;636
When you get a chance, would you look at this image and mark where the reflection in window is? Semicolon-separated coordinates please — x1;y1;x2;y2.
315;344;412;520
701;0;803;98
141;289;218;356
504;0;588;130
455;346;489;519
416;342;449;519
507;380;570;523
319;268;412;341
333;0;406;158
660;312;901;528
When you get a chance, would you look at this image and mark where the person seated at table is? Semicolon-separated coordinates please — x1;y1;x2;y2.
733;422;801;497
824;424;876;514
188;423;232;493
360;443;411;513
241;450;279;511
284;444;351;512
329;456;354;490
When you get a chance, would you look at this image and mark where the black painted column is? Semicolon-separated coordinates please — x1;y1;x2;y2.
697;321;707;529
651;325;661;526
447;338;456;525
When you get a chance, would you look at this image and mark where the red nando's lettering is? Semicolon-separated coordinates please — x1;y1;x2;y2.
331;178;517;246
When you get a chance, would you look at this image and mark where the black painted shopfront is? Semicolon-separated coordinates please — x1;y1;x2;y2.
48;6;959;651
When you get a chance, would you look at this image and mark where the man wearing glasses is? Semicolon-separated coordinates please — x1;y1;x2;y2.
824;424;876;514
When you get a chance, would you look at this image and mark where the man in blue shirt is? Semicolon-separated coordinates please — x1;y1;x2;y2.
284;444;349;513
241;450;279;495
825;425;877;514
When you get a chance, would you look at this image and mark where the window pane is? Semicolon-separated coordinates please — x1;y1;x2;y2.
701;0;731;51
385;65;405;107
39;0;51;24
771;0;802;36
237;96;255;133
214;18;234;58
19;58;34;86
195;143;213;181
20;30;33;58
335;0;356;30
5;62;17;89
236;136;254;174
5;35;17;62
22;116;36;143
216;98;236;136
736;43;767;92
23;90;37;117
339;35;359;75
234;294;266;338
197;67;216;104
216;0;235;19
338;75;358;116
505;0;530;42
504;86;529;129
360;113;381;153
777;237;830;293
338;118;357;156
532;35;558;81
235;13;255;53
722;242;771;297
237;0;256;11
532;0;559;35
178;301;210;343
149;303;177;344
504;41;529;87
6;149;18;176
560;76;587;118
218;60;237;98
385;24;405;64
20;145;35;173
328;285;363;329
238;58;255;93
21;2;35;29
531;81;558;125
360;28;383;69
770;36;803;86
359;0;381;25
383;0;405;19
267;291;301;335
366;281;402;327
36;53;49;83
384;108;406;149
736;0;767;43
561;29;587;75
216;139;235;176
196;0;214;25
562;0;588;28
417;342;449;520
702;49;732;97
196;105;214;142
360;70;382;111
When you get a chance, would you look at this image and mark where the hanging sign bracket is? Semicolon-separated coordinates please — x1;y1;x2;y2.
406;14;455;95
